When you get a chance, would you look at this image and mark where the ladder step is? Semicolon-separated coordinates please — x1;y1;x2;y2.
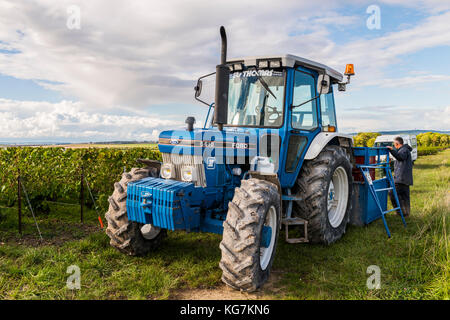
282;195;302;201
282;218;309;243
375;187;393;192
285;237;308;244
282;217;307;225
358;163;390;169
382;207;399;214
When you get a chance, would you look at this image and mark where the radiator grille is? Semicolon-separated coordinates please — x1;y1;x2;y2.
162;153;206;187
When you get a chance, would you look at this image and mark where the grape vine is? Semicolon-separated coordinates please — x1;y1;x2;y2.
0;147;161;212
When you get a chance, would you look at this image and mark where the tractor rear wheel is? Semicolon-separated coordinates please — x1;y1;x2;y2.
293;145;353;244
220;178;280;292
105;167;166;256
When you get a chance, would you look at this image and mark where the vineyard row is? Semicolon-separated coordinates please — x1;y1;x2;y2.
0;147;161;213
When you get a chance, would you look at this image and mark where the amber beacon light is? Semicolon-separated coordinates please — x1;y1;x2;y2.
338;64;355;91
344;64;355;76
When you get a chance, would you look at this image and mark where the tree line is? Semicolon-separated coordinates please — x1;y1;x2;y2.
416;132;449;147
353;132;449;148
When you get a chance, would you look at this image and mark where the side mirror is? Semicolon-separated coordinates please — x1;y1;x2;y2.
317;74;330;94
194;80;202;98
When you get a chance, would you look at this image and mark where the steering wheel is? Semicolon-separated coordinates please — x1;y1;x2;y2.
255;105;281;125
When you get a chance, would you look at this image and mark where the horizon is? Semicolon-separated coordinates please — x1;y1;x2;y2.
1;129;448;146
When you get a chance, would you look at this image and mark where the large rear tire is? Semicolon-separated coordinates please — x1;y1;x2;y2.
293;145;353;244
105;167;166;256
219;178;280;292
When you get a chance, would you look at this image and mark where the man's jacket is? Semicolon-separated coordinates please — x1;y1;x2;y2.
389;144;413;185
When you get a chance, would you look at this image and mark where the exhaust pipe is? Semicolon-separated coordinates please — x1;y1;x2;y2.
220;26;227;65
214;26;229;131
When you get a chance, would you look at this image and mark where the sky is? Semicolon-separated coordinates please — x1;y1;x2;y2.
0;0;449;143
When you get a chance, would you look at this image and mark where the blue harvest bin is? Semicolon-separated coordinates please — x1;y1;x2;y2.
351;179;389;226
350;147;390;226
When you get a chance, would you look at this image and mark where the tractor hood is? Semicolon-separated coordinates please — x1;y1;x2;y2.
158;128;257;157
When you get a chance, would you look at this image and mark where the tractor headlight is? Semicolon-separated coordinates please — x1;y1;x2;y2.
160;164;175;179
233;63;243;71
181;166;197;182
257;59;282;69
269;60;281;68
257;60;269;68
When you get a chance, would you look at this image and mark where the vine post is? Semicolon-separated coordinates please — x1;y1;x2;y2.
17;168;22;235
80;165;84;223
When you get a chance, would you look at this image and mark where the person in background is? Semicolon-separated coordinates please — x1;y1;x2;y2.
387;136;413;217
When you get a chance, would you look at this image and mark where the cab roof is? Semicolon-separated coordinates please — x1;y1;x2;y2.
227;54;343;83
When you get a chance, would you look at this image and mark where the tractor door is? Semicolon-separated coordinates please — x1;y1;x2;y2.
279;67;321;188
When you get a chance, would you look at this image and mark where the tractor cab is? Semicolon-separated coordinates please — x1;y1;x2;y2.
222;54;345;130
184;54;354;188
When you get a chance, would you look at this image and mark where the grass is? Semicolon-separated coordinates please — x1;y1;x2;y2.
418;146;449;156
0;150;448;300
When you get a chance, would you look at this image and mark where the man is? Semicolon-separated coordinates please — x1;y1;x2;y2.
386;137;413;217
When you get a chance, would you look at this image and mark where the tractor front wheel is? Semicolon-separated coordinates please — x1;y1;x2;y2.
220;178;280;292
105;167;166;256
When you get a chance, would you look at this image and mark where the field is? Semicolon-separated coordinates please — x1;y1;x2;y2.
0;149;448;300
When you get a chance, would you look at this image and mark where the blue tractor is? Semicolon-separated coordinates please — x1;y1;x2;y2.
105;27;356;291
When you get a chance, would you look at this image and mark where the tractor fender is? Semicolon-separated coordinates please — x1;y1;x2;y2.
248;171;281;195
304;132;353;160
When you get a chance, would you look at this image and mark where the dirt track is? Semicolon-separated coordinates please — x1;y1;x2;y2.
171;273;285;300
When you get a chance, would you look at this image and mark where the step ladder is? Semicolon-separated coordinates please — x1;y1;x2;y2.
281;192;309;243
357;158;407;238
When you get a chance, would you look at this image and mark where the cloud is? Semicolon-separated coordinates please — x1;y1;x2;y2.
0;0;363;109
1;1;449;103
0;1;450;141
330;10;450;84
379;0;450;14
0;99;182;142
361;74;450;88
337;105;450;133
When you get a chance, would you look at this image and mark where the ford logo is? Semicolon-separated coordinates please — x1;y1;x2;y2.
170;139;180;144
141;191;152;198
206;157;216;169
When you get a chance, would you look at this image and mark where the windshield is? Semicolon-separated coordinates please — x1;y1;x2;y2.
375;141;393;147
226;69;285;127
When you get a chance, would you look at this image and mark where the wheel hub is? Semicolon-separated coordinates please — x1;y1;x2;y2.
140;224;161;240
327;166;349;228
260;205;277;271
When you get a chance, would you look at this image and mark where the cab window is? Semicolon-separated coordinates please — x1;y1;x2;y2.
320;91;337;129
292;71;318;130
